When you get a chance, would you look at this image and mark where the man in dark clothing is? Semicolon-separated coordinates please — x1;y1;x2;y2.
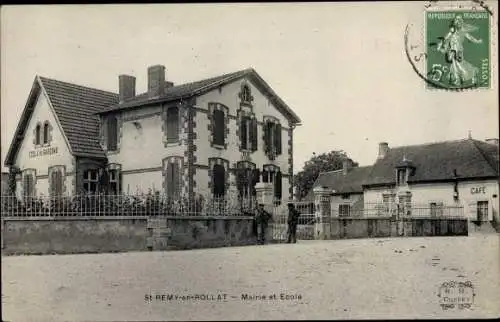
287;203;301;244
255;203;272;245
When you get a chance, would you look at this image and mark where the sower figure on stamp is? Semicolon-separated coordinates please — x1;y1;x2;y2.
255;203;272;245
287;203;301;244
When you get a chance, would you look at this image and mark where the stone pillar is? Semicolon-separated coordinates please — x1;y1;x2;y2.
314;186;332;240
255;182;275;242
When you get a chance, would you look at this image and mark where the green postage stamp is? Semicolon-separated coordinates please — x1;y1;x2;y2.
426;10;490;89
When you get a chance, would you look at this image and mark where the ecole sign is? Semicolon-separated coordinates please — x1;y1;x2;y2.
29;147;58;158
470;186;486;195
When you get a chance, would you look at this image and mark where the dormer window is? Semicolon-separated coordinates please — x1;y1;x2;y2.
397;168;406;185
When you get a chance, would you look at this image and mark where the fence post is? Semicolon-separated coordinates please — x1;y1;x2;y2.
314;186;332;240
255;182;274;241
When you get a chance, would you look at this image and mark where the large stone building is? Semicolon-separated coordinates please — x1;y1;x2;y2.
4;66;302;201
309;138;499;222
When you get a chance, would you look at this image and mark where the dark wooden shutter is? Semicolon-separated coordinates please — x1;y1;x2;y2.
213;164;225;197
213;110;225;146
274;171;282;200
118;171;123;194
167;163;180;198
274;123;282;155
167;107;179;141
236;168;245;197
54;170;62;196
24;174;33;197
263;122;271;154
107;116;118;150
250;118;258;151
240;117;248;150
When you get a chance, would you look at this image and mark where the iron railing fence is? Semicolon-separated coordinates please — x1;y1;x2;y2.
271;200;316;225
331;203;466;219
1;192;258;217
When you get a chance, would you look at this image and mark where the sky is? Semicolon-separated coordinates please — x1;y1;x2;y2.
1;2;498;174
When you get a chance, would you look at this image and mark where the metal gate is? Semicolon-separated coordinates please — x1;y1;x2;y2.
270;201;316;242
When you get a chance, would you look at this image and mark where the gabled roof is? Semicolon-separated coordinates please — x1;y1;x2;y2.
305;166;373;200
363;139;499;186
4;76;118;165
98;68;302;124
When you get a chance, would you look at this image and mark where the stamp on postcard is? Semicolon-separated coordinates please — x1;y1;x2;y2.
426;10;490;89
404;1;494;90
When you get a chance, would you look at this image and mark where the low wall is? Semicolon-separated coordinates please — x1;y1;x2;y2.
1;216;256;255
328;218;468;239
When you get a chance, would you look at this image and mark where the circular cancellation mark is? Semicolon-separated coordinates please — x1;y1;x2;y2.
404;0;495;91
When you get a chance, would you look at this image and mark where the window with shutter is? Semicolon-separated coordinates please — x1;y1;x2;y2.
251;168;260;196
167;107;179;142
264;122;271;154
213;110;225;146
108;169;120;195
107;116;118;151
43;122;50;144
213;164;226;197
274;123;282;155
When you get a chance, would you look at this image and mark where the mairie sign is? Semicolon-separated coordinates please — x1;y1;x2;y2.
29;147;58;158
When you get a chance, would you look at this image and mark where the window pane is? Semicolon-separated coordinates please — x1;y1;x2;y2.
213;110;225;146
167;107;179;141
213;164;225;197
43;123;49;144
35;125;41;145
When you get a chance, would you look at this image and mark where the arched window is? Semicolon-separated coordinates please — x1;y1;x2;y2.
212;164;226;198
107;115;118;151
35;124;41;145
241;85;251;103
43;122;50;144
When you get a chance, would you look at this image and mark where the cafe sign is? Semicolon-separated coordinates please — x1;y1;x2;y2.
470;186;486;195
29;146;58;158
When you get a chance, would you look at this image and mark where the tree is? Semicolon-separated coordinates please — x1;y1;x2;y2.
293;150;358;200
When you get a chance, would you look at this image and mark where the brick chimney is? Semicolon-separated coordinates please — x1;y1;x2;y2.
147;65;166;98
485;138;499;146
342;159;352;175
119;75;136;103
378;142;389;160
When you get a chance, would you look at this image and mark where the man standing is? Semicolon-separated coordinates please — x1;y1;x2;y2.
255;203;272;245
287;203;301;244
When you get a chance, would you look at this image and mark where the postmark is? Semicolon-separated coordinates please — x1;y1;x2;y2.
437;280;476;310
404;0;495;90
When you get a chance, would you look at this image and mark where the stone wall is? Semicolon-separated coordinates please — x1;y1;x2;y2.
1;216;256;255
326;218;468;239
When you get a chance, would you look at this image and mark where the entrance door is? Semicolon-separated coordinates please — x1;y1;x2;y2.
477;201;488;222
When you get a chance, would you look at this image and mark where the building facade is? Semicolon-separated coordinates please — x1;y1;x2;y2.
4;66;302;202
309;138;499;222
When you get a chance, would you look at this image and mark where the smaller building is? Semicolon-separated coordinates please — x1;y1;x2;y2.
307;160;372;216
309;138;499;223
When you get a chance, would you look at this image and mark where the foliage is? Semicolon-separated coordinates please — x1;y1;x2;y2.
293;150;359;200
